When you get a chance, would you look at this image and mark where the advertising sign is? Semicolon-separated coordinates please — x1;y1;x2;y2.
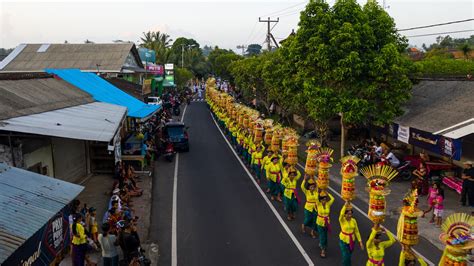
397;125;410;144
145;64;164;75
409;128;462;160
164;63;174;70
138;48;156;64
142;79;152;95
3;206;72;266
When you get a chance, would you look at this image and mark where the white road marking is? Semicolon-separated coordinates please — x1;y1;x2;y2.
181;104;188;123
295;163;435;266
171;104;188;266
211;113;315;266
171;153;179;266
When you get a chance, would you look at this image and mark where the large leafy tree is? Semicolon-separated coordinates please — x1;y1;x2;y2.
208;47;242;81
291;0;413;156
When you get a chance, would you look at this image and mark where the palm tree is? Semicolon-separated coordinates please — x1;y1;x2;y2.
140;31;174;64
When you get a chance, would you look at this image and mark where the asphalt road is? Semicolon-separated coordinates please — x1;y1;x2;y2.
150;101;442;266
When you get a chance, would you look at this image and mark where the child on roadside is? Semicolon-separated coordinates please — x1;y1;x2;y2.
422;182;440;223
433;188;444;227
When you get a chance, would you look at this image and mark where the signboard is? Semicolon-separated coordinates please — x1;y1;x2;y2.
138;48;156;64
3;206;72;266
142;79;152;95
397;125;410;144
164;63;174;70
409;128;462;160
145;64;164;75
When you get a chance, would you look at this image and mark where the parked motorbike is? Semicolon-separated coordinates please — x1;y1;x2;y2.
378;159;413;181
172;99;181;116
163;141;175;162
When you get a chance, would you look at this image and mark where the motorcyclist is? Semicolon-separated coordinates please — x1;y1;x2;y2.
382;149;400;168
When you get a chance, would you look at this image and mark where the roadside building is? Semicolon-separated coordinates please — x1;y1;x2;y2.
0;72;127;181
46;69;162;170
0;162;84;265
375;79;474;194
0;42;146;84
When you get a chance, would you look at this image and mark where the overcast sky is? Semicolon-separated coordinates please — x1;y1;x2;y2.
1;0;473;53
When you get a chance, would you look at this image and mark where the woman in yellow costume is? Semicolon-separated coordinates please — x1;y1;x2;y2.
366;224;396;265
262;150;274;193
339;202;364;266
301;175;318;238
266;155;283;202
316;189;335;258
399;245;427;266
251;145;264;184
281;168;300;220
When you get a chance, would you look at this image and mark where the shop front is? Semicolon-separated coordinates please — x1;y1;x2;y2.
0;163;84;265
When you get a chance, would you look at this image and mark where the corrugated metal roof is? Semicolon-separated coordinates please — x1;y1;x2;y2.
47;69;160;119
0;102;127;142
395;80;474;134
0;163;84;263
0;43;143;72
0;73;94;120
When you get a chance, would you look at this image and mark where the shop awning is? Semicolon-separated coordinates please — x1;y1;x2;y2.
46;69;160;119
394;80;474;139
0;163;84;264
0;102;126;142
434;118;474;139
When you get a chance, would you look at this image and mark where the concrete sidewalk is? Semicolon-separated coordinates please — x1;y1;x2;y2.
60;168;158;265
296;135;473;251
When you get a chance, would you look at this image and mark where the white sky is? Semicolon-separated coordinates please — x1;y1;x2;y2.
0;0;473;53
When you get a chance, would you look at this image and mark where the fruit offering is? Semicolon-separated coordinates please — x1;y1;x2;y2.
285;135;299;166
304;140;320;177
438;213;474;266
314;147;334;190
361;164;398;225
340;156;360;201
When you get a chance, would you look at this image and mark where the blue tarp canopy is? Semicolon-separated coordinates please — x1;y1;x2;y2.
46;69;160;119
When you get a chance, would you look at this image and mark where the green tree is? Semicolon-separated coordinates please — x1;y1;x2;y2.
459;42;472;59
175;68;194;92
246;44;262;56
208;47;242;81
290;0;412;156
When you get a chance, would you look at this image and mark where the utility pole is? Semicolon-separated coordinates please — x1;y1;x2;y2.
236;45;247;56
259;17;279;51
181;44;185;68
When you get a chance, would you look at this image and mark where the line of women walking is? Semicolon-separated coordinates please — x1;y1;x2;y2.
209;103;410;266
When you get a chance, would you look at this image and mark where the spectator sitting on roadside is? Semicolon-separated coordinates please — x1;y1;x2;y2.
107;208;122;235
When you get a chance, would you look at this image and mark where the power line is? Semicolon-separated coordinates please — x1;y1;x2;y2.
260;2;307;18
398;18;474;32
249;23;267;44
245;21;258;44
406;29;474;38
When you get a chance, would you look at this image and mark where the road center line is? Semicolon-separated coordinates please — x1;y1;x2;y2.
171;103;188;266
210;112;315;266
295;163;434;266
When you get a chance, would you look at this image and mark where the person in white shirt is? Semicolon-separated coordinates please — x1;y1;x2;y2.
384;149;400;168
98;223;119;266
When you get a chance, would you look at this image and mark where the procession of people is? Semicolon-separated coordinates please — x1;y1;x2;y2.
206;77;473;266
